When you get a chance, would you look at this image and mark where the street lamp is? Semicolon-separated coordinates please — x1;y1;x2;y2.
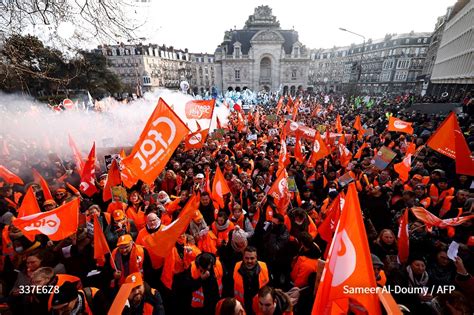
339;27;366;89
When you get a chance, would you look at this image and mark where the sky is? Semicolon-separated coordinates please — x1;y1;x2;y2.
130;0;455;53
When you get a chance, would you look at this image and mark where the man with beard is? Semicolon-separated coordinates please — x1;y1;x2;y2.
122;272;165;315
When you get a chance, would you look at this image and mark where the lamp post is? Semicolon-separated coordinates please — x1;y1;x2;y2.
339;27;366;91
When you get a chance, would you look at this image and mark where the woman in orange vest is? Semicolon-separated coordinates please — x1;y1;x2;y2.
211;211;235;248
126;191;146;231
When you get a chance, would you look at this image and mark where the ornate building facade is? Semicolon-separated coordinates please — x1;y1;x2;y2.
214;6;311;95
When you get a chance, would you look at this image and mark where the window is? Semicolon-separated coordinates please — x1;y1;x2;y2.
291;69;297;80
394;71;408;81
235;69;240;80
405;39;410;44
417;38;422;43
423;38;428;43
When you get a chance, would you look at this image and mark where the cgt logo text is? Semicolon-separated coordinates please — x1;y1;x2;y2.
23;214;60;235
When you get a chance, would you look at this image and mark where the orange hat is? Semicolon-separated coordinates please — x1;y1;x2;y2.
124;272;143;287
117;234;133;246
43;199;57;207
113;210;125;221
412;174;423;181
193;211;203;222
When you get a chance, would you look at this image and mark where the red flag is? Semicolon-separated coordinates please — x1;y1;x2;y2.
32;168;53;201
17;186;41;218
103;159;122;202
185;100;215;119
13;198;80;241
122;98;189;184
68;134;85;175
93;214;111;266
454;128;474;176
196;120;202;131
335;114;343;134
267;169;291;215
80;143;98;197
426;112;473;175
294;135;305;164
318;195;342;244
313;183;381;315
308;132;331;165
388;117;414;135
212;167;231;209
397;208;409;264
394;154;412;183
144;195;199;257
0;165;24;185
184;129;209;152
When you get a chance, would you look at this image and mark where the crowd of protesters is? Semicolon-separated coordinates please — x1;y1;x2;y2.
0;91;473;315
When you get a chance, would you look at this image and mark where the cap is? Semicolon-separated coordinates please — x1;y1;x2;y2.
55;188;66;193
195;173;204;179
412;174;423;181
51;282;78;307
43;199;57;207
124;272;144;287
193;211;203;222
113;210;125;221
117;234;133;246
371;254;384;267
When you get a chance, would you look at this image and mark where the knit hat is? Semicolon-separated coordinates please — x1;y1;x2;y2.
371;254;384;267
231;229;248;252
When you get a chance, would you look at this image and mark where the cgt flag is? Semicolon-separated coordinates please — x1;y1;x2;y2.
388;116;414;134
123;98;189;184
211;166;231;209
267;168;291;215
185;99;215;119
17;186;41;218
13;198;80;241
80;142;98;197
313;183;381;315
184;128;209;152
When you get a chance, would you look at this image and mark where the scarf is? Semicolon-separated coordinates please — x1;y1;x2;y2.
406;265;429;287
216;220;230;232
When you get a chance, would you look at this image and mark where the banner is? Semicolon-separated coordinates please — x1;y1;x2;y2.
184;100;215;119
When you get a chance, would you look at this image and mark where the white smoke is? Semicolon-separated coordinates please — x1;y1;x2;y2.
0;90;230;159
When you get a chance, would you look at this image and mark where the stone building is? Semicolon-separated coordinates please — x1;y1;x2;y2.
97;43;192;93
190;53;217;95
429;0;473;99
214;5;311;95
310;32;432;95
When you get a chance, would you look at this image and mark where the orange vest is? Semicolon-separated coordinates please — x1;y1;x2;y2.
440;196;463;218
161;245;201;290
290;256;318;288
190;259;223;308
233;261;269;304
211;221;235;247
111;245;145;285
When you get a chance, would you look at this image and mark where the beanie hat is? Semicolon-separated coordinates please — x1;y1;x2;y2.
231;229;248;252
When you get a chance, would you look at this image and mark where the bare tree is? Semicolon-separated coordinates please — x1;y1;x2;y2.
0;0;143;47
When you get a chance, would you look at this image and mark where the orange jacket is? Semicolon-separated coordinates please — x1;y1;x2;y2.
190;258;223;308
284;215;318;239
233;261;269;304
161;244;201;290
211;221;235;248
290;256;318;288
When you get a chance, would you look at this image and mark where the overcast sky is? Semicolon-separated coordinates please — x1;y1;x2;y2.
131;0;455;53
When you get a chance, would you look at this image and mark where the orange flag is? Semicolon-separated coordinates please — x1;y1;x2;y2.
0;165;24;185
184;99;215;119
267;169;291;215
68;134;85;175
353;115;363;131
211;167;231;209
277;138;290;171
338;143;353;168
294;135;305;164
108;283;135;315
398;208;409;264
17;186;41;218
122;98;189;185
309;132;331;165
80;142;98;197
144;195;199;257
184;128;209;152
292;97;300;120
32;168;53;201
93;214;111;266
388;116;414;134
393;154;412;183
102;159;122;202
406;141;416;155
276;96;283;114
335;114;343;134
119;149;137;189
354;142;368;160
13;198;80;241
318;195;342;244
313;183;381;315
426;112;474;175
